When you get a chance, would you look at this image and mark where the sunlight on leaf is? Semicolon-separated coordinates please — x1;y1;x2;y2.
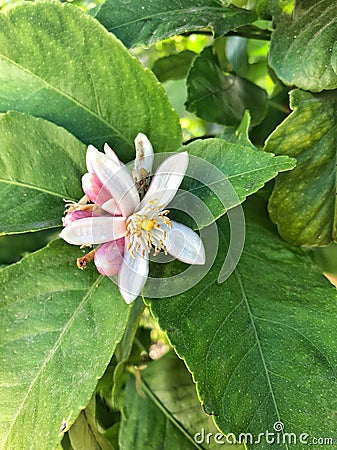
0;1;181;159
265;89;337;246
95;0;256;48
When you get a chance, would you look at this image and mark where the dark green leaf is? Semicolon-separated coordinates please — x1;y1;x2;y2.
256;0;294;19
265;89;337;246
221;110;256;149
249;87;290;146
0;229;56;265
0;1;181;159
120;352;242;450
148;197;337;449
152;51;197;83
186;47;267;126
0;240;130;450
0;112;86;235
94;0;256;48
269;0;337;92
309;243;337;275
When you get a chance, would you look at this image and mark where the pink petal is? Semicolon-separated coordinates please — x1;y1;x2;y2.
82;173;111;206
94;238;125;276
63;210;95;227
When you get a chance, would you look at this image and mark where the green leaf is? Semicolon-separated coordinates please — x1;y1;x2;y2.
269;0;337;92
265;89;337;246
68;396;115;450
120;352;243;450
175;137;295;228
0;1;181;159
225;36;248;78
111;298;144;407
148;197;337;449
94;0;256;48
0;111;87;235
186;47;267;126
0;184;63;235
0;239;130;450
60;433;74;450
152;51;197;83
221;110;256;149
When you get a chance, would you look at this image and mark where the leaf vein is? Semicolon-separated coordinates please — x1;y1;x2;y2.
2;274;104;446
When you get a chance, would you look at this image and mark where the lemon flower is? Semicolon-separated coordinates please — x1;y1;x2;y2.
60;134;205;303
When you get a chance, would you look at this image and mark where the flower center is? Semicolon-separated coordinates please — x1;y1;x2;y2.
141;218;155;231
126;209;171;258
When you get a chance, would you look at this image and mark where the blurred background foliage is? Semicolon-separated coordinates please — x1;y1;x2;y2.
1;0;336;283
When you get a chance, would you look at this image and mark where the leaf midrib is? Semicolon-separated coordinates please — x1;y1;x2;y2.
0;178;77;201
216;224;287;448
178;227;286;445
233;267;288;449
2;274;104;447
0;53;131;148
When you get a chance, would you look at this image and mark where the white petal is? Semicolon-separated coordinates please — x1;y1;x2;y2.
101;198;122;216
138;152;188;211
86;145;99;173
91;150;139;217
165;220;205;265
133;133;154;181
104;143;122;166
59;216;126;245
118;244;149;304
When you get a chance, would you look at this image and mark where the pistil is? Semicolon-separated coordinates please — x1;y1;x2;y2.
77;248;96;270
126;209;172;259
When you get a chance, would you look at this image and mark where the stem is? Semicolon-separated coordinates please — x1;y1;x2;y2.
133;336;148;354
